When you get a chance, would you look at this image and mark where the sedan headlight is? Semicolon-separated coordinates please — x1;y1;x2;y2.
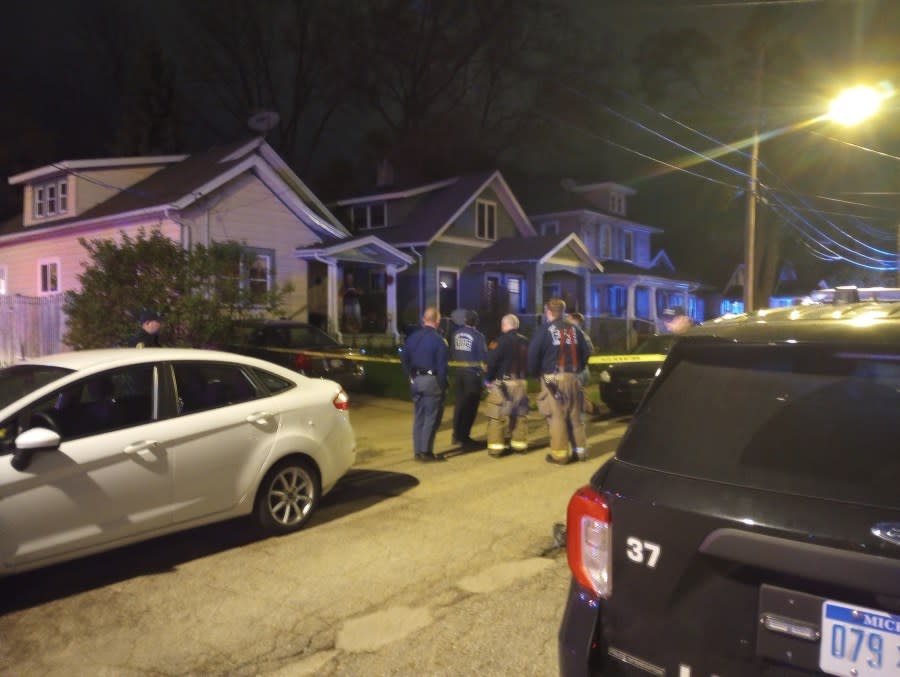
599;370;611;383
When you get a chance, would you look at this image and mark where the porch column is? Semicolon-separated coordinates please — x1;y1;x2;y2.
386;264;399;340
626;283;637;350
326;261;340;341
583;270;591;317
533;269;544;316
650;286;659;330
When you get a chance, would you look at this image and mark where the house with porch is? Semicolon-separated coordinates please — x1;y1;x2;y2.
527;179;703;350
333;170;558;339
0;137;410;356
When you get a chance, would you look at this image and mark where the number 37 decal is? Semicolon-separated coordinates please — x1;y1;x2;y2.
626;537;661;568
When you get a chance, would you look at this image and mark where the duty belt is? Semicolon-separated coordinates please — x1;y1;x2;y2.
411;369;435;376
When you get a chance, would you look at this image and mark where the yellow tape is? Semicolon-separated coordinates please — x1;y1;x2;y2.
588;353;667;365
238;346;482;368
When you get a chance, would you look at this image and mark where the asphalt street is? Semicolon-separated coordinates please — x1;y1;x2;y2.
0;393;629;677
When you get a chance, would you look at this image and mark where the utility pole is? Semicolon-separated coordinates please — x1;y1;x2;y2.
744;48;765;313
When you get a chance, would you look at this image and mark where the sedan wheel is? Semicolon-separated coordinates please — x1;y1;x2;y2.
254;458;320;535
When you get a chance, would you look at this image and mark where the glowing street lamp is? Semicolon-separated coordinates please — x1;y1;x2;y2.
744;84;886;312
828;85;883;126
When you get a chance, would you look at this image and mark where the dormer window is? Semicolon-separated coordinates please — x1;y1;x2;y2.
609;191;625;216
33;178;69;219
351;202;387;230
476;199;497;240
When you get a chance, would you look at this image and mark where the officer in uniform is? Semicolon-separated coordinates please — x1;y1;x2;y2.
400;307;449;462
127;310;163;348
484;313;530;457
528;298;590;465
450;310;488;449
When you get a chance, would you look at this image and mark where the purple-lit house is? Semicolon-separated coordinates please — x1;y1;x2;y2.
0;138;411;356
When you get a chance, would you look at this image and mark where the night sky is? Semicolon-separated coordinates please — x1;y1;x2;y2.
1;0;898;288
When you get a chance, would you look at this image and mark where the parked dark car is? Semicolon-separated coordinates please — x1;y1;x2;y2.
560;301;900;677
594;334;676;414
225;320;365;391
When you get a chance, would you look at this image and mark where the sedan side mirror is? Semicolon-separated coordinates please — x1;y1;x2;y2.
11;427;61;472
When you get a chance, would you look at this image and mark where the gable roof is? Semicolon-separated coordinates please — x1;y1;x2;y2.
334;170;536;247
1;138;348;241
467;233;602;271
295;233;414;268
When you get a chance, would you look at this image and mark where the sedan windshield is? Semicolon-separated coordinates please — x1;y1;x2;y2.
0;364;73;409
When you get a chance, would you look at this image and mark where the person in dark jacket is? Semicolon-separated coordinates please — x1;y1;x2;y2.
450;310;488;449
127;310;163;348
400;307;449;462
527;298;589;465
484;314;530;457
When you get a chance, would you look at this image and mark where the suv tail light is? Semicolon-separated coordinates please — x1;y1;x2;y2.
333;389;350;411
566;485;612;599
294;352;313;373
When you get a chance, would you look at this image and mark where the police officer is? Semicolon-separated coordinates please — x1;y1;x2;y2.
127;310;163;348
450;310;488;449
400;307;449;462
528;298;589;465
484;314;530;457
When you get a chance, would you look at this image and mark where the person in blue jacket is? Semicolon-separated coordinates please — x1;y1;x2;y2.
400;307;449;462
450;310;488;449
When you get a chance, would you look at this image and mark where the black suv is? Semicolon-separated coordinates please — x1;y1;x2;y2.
559;302;900;677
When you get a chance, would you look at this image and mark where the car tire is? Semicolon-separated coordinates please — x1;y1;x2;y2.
253;457;320;536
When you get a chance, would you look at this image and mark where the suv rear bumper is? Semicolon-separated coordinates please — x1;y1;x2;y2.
559;580;602;677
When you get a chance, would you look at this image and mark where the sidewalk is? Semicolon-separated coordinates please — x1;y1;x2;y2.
349;393;623;464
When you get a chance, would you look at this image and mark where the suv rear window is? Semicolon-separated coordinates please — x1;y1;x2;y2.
618;342;900;508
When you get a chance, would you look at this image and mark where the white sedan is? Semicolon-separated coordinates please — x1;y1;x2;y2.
0;348;356;576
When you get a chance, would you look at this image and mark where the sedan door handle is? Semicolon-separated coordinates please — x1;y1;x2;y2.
246;412;274;425
123;440;160;460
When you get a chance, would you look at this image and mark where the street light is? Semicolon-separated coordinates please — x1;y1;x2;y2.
743;84;885;312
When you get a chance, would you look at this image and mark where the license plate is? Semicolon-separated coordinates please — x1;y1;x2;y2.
820;600;900;677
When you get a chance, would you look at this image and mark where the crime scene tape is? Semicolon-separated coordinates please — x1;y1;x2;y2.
236;346;483;368
234;345;666;369
588;353;667;365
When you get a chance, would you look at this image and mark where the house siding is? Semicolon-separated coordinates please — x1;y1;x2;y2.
444;187;519;242
178;173;316;316
0;218;179;296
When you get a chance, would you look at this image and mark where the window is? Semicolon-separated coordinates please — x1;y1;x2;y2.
16;364;156;440
38;258;60;294
174;362;259;415
608;286;627;317
247;252;272;305
476;200;497;240
507;276;526;313
609;191;625;215
351;203;387;230
0;265;6;295
597;225;611;259
32;179;69;219
622;231;634;262
540;221;559;236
